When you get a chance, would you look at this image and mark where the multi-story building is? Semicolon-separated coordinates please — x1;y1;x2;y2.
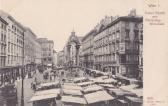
34;40;42;65
0;11;26;86
57;50;64;67
24;28;42;68
0;11;25;67
37;38;54;66
0;16;8;68
81;29;96;69
93;10;143;78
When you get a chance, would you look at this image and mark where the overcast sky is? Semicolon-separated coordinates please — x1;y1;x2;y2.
0;0;143;51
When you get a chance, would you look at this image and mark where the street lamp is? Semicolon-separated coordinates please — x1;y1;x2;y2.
21;32;25;106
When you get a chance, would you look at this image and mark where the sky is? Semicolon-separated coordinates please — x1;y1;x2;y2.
0;0;143;51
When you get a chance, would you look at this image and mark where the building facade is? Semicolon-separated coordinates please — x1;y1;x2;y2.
24;28;42;69
57;50;64;67
63;31;82;68
0;12;25;67
0;16;8;68
37;38;54;66
81;30;95;69
0;11;25;85
93;10;143;78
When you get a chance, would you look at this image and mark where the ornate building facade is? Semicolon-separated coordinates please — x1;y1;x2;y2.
81;30;95;69
24;28;42;66
0;16;8;68
93;10;143;78
64;31;81;68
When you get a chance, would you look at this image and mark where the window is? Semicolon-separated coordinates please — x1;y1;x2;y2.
120;54;126;63
126;42;130;50
125;29;130;40
134;23;138;28
1;34;3;41
134;30;139;40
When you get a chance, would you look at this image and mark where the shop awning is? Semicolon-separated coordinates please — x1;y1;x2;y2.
120;85;143;97
34;88;60;96
83;85;103;93
62;96;87;104
125;96;143;103
37;81;59;90
63;89;83;96
29;88;60;102
84;91;114;104
40;82;59;87
62;85;82;90
30;93;57;102
108;88;136;97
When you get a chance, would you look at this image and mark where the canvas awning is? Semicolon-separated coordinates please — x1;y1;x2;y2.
125;96;143;103
108;88;136;97
40;82;59;87
84;91;114;104
83;85;103;93
62;85;83;90
30;93;57;102
34;89;60;96
37;81;59;90
77;81;95;87
63;89;83;96
62;96;87;104
29;88;60;102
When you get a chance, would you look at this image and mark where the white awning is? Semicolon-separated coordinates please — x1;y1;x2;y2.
63;89;83;96
84;91;114;104
73;77;87;82
62;85;83;90
120;84;138;91
83;85;103;93
40;82;59;87
30;93;57;102
108;88;136;96
34;89;60;96
29;88;60;102
125;96;143;103
62;96;87;104
120;85;143;97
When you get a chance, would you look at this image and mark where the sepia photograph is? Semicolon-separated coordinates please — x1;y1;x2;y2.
0;0;143;106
